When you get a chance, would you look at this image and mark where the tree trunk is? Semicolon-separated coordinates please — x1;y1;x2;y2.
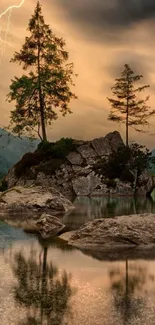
39;88;47;141
37;22;47;142
126;118;128;147
126;80;129;147
133;168;138;195
126;98;129;146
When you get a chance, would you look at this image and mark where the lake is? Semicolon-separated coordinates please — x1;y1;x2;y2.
64;194;155;230
1;195;155;325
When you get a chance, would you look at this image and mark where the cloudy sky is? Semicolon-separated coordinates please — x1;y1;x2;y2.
1;0;155;148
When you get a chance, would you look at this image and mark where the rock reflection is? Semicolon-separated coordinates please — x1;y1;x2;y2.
109;261;154;325
12;244;74;325
64;196;155;230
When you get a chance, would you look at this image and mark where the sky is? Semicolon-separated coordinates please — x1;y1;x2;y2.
1;0;155;148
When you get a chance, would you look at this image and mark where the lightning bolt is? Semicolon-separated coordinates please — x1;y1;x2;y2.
0;0;25;19
0;0;25;63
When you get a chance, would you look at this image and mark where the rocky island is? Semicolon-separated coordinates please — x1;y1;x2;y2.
4;131;155;197
1;130;155;251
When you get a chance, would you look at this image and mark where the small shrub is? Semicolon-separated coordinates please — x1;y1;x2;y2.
37;138;77;159
105;179;117;188
93;143;154;181
93;156;122;179
37;140;54;152
120;169;135;183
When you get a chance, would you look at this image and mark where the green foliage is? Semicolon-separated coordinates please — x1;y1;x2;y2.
120;169;135;183
93;147;131;179
129;142;155;175
107;64;155;146
7;1;77;140
15;138;76;177
38;138;77;158
37;140;54;151
105;179;117;188
51;138;77;158
0;180;8;192
93;143;154;182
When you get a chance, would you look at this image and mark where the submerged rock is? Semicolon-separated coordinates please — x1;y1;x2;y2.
0;185;74;219
36;213;66;239
69;214;155;249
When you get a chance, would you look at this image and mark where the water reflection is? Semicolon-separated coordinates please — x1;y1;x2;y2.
64;196;155;230
1;222;155;324
12;244;74;325
109;261;150;325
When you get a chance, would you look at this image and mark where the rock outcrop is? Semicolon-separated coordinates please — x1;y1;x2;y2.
0;185;74;219
68;214;155;249
36;213;66;238
4;131;155;197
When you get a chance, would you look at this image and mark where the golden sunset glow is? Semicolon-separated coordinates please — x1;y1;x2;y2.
0;0;155;147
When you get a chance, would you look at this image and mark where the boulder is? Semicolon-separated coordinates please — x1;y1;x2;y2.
0;185;74;219
136;170;155;196
36;213;66;238
72;173;101;196
67;151;83;165
91;137;112;156
5;166;18;188
115;181;133;196
69;214;155;249
77;144;97;159
91;131;124;157
104;131;124;152
86;157;98;165
72;165;92;176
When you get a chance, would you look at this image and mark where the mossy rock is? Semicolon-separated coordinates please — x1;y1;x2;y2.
35;159;65;175
14;138;77;178
37;138;77;159
15;152;43;178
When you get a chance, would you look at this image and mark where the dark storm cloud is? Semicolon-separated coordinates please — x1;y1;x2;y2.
55;0;155;34
104;52;152;79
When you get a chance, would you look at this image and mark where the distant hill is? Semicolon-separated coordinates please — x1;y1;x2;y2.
0;129;39;178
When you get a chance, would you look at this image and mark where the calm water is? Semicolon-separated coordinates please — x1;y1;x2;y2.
1;196;155;324
64;194;155;230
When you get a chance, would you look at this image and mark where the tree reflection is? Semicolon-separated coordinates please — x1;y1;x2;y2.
109;261;150;325
68;196;155;230
12;245;74;325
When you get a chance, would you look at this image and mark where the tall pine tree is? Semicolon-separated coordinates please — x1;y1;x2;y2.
107;64;155;146
7;1;77;141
